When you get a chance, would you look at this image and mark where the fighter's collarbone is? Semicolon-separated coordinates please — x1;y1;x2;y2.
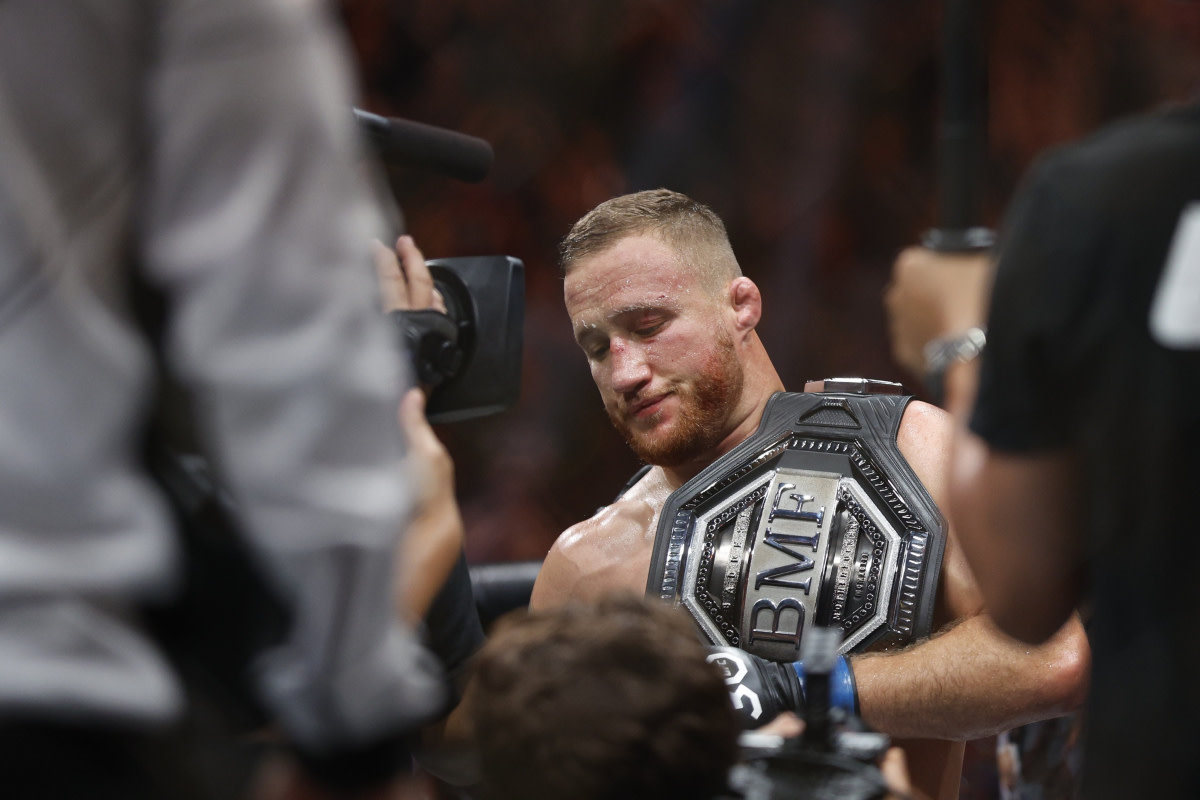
590;498;657;546
565;466;673;597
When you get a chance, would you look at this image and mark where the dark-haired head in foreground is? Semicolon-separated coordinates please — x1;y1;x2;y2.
467;595;740;800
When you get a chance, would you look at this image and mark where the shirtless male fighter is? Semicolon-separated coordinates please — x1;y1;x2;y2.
530;189;1089;800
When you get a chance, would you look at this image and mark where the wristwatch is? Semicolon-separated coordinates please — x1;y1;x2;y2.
922;326;986;406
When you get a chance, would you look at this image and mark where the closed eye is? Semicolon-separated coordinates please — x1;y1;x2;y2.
633;319;666;338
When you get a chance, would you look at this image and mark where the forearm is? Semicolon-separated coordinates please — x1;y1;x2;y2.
949;422;1085;643
938;295;1085;641
851;613;1089;741
942;357;980;422
396;506;463;621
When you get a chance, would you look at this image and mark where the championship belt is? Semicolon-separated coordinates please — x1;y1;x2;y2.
645;379;946;662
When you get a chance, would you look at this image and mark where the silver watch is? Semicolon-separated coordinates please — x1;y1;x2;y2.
922;327;986;405
923;326;987;375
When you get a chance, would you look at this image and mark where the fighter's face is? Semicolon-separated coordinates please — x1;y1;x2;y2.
564;234;745;468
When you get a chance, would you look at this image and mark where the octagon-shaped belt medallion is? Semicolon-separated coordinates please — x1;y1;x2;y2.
646;383;947;662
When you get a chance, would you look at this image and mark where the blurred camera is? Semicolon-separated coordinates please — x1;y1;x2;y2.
390;255;524;424
355;109;525;423
731;628;893;800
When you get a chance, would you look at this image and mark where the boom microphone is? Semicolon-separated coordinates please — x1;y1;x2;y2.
353;109;494;183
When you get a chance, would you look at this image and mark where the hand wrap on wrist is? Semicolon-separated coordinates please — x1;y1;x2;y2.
790;655;859;717
706;647;859;728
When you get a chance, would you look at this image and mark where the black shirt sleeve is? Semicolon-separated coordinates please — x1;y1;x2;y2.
422;551;486;694
969;150;1104;453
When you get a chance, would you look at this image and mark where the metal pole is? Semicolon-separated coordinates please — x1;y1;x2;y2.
922;0;994;252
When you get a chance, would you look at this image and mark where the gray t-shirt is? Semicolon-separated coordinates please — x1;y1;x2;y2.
0;0;443;752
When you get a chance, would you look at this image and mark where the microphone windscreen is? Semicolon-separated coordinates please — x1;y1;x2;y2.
354;109;494;183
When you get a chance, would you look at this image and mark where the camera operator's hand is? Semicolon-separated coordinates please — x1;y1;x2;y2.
370;234;464;621
374;235;447;314
755;711;805;737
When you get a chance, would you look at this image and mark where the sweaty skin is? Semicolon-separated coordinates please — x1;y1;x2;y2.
532;232;1089;800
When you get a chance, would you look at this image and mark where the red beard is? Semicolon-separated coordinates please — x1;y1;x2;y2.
606;336;745;469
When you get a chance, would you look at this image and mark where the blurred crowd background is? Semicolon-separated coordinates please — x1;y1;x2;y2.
335;0;1200;567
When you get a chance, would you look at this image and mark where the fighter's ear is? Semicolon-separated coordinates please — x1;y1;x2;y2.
728;276;762;333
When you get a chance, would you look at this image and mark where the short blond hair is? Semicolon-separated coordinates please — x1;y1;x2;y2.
559;189;741;293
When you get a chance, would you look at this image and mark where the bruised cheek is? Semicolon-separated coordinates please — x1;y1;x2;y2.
641;335;697;377
697;345;732;379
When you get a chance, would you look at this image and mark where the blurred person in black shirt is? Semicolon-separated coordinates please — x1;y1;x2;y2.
886;103;1200;798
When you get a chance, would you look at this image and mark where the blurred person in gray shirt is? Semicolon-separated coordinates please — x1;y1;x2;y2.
0;0;447;796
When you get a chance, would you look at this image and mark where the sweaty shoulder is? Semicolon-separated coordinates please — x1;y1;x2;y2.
895;399;953;509
897;398;986;621
530;468;673;610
